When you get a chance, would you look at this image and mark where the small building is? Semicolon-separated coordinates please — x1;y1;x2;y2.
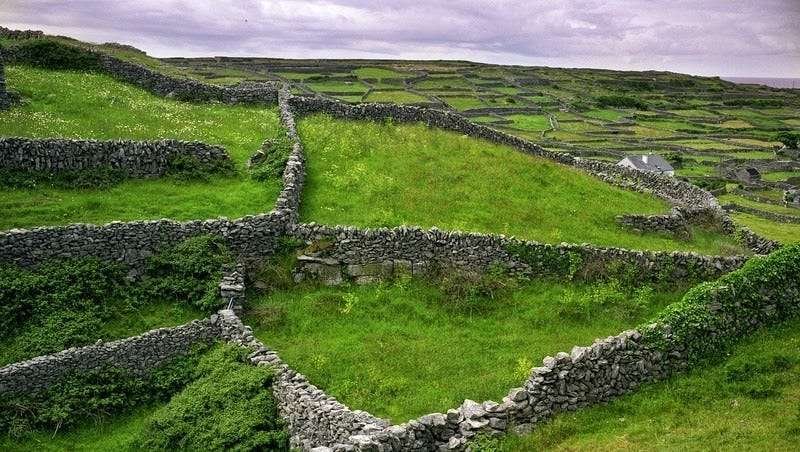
735;167;761;184
617;154;674;176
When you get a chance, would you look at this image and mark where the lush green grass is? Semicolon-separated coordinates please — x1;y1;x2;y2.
762;171;800;182
365;90;430;104
480;317;800;451
244;278;687;423
0;405;161;452
440;95;487;111
718;194;800;216
0;66;284;229
297;114;745;254
667;109;720;118
490;86;525;95
305;79;368;93
582;109;626;122
730;212;800;243
353;67;409;79
506;114;552;132
415;77;474;90
670;139;743;151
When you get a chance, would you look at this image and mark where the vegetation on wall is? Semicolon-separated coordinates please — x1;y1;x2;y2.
0;235;231;365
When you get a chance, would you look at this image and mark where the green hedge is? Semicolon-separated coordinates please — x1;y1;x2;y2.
133;345;289;451
6;39;102;71
643;244;800;363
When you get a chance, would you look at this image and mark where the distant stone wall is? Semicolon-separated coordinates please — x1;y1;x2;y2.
290;223;747;286
0;318;219;396
0;137;230;177
723;203;800;224
0;48;13;110
288;96;720;210
0;213;285;270
735;227;782;255
274;88;306;223
0;26;44;40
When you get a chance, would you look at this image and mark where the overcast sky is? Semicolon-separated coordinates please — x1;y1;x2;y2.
2;0;799;77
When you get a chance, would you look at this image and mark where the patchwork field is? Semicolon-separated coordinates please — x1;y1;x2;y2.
0;66;285;229
297;114;745;254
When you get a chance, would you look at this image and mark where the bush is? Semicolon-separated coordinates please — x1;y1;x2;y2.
595;95;648;110
642;244;800;363
165;154;235;181
9;39;101;71
0;345;207;437
133;345;289;451
249;136;293;182
775;131;800;149
139;235;232;311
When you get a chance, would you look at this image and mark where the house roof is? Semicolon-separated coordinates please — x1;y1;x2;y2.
618;154;673;173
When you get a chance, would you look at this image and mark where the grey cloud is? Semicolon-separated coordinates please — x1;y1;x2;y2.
1;0;798;76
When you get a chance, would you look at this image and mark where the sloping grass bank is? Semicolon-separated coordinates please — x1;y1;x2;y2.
0;66;284;230
297;114;744;255
244;276;687;422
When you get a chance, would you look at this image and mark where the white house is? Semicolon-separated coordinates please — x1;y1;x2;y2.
617;154;674;176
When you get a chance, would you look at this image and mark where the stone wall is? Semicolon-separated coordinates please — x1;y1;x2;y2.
215;309;389;450
723;203;800;224
0;137;230;177
0;47;12;110
288;96;720;210
290;223;747;286
0;26;44;40
736;227;782;255
0;318;219;396
274;88;307;223
0;213;285;270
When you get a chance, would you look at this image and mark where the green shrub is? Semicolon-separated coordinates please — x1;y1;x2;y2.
134;345;289;451
642;244;800;363
165;154;235;181
775;131;800;149
595;95;648;110
139;235;232;311
9;39;101;71
0;345;207;437
249;136;293;182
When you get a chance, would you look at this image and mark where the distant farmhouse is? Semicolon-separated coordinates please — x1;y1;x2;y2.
617;154;674;176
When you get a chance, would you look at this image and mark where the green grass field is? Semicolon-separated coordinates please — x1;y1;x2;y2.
730;212;800;243
364;90;430;104
481;317;800;451
718;194;800;216
506;114;552;132
353;67;409;79
297;114;745;254
0;66;284;230
305;79;369;93
244;278;687;422
440;95;487;110
762;171;800;182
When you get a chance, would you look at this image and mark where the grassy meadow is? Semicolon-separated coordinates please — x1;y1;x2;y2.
0;66;284;230
478;317;800;451
244;278;687;423
297;114;745;254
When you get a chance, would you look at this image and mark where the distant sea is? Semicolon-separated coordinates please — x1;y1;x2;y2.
723;77;800;89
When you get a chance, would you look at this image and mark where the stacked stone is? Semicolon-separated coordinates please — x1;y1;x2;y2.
0;212;285;270
0;47;11;110
0;138;230;177
273;88;307;224
289;223;748;287
219;263;247;311
0;319;219;396
215;309;389;450
736;227;782;255
616;212;690;235
0;26;44;40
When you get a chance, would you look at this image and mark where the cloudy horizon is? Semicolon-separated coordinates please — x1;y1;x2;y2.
2;0;799;78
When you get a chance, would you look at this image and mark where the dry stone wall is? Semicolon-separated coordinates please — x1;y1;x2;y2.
723;203;800;224
290;223;747;286
0;213;286;270
0;137;230;177
0;48;13;110
0;318;219;396
215;309;389;450
274;88;306;223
